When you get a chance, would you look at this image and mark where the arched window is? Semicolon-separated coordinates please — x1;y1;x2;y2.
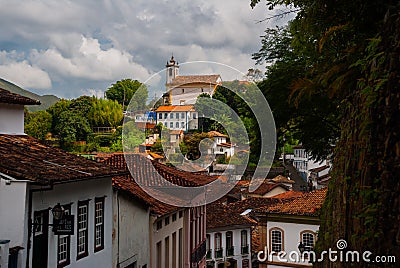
300;231;315;251
214;233;222;258
270;227;284;252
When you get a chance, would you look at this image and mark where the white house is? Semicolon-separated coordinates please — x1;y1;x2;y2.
206;201;254;268
155;105;198;132
0;88;126;268
254;189;327;268
207;131;235;160
164;56;222;106
292;145;329;181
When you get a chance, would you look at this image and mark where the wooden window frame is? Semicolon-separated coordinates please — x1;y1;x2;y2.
94;197;105;252
77;200;89;260
269;227;284;253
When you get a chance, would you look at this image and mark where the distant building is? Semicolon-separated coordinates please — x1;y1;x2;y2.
292;145;330;181
155;105;198;132
164;56;222;106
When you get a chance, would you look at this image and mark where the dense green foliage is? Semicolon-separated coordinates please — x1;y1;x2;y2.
105;79;148;110
24;110;52;140
252;0;400;264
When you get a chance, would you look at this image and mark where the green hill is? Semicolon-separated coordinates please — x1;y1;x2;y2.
0;78;59;111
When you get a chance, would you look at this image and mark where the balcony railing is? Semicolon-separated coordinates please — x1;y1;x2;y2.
215;248;223;259
241;244;249;255
206;250;212;259
226;246;234;256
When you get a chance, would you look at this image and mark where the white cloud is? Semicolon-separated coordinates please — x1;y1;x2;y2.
30;36;151;82
0;51;52;89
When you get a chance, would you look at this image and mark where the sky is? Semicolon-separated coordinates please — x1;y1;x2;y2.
0;0;292;99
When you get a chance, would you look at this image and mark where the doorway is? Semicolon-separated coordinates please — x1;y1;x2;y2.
32;210;49;268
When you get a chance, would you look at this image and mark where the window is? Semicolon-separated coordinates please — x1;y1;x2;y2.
170;113;174;119
165;236;170;268
179;210;183;218
156;241;162;268
241;230;249;255
172;213;177;222
165;216;170;226
226;231;233;256
58;205;71;267
164;113;168;119
77;200;89;259
169;68;172;76
301;231;315;251
181;112;185;119
182;89;184;93
158;113;162;119
215;233;222;258
270;228;284;253
170;122;173;128
176;122;179;128
181;122;185;129
94;197;105;252
193;113;197;119
164;123;168;128
156;220;162;230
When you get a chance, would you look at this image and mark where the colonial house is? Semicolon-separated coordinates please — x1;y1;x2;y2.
155;105;198;132
292;145;330;181
206;200;254;268
0;88;125;268
308;165;331;189
164;56;222;106
207;131;235;160
253;189;327;268
100;153;214;268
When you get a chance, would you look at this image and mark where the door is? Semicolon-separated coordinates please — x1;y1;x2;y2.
32;210;49;268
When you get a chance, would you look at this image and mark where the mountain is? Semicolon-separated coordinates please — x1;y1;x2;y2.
0;78;59;111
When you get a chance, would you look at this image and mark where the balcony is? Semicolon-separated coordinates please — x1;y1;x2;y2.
215;248;223;259
241;245;249;255
206;250;212;259
226;246;234;256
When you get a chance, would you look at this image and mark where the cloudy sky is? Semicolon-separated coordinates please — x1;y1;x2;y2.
0;0;291;99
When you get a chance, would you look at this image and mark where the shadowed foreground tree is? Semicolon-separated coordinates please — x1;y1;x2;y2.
252;0;399;266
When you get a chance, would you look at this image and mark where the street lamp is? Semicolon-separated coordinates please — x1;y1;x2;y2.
51;203;65;221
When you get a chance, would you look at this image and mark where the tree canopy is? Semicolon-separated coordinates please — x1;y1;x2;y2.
105;79;148;110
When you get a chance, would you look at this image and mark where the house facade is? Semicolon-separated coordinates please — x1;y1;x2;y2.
206;201;253;268
292;145;329;181
253;189;327;268
155;105;198;132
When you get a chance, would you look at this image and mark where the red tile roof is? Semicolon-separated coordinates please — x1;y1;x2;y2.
169;75;221;86
206;200;256;230
0;135;125;184
101;153;220;215
250;182;289;196
255;188;327;216
155;105;194;112
208;131;227;138
269;175;295;184
270;191;304;199
0;88;40;105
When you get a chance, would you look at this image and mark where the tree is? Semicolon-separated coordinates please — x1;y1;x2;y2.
47;99;71;133
54;111;92;149
105;79;148;110
251;0;400;264
89;98;123;128
25;111;52;140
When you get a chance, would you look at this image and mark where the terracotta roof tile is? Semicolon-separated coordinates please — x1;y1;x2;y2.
208;131;228;138
309;165;330;173
169;75;221;86
0;135;125;184
0;88;40;105
155;105;194;112
255;188;327;216
269;175;295;184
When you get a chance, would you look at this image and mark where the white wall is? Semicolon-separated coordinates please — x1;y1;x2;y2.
0;104;25;134
0;177;29;266
265;221;319;267
151;211;184;268
30;177;113;268
113;191;150;268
